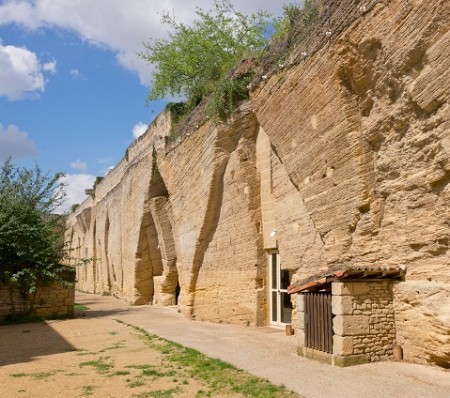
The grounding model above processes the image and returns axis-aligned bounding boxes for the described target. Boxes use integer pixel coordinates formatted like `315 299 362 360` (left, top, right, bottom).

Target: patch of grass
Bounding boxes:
195 390 213 398
76 348 94 356
116 320 302 398
127 378 146 388
125 364 154 370
74 303 89 311
135 388 180 398
10 370 62 380
101 340 126 351
108 370 131 377
10 373 27 378
34 371 62 380
141 368 176 378
81 385 96 396
79 357 114 373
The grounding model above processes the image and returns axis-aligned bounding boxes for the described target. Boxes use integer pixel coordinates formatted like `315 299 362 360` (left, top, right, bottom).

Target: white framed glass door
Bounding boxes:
269 252 292 326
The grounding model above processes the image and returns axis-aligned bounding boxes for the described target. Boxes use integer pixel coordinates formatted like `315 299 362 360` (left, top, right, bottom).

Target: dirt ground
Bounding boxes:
2 292 449 398
0 317 207 398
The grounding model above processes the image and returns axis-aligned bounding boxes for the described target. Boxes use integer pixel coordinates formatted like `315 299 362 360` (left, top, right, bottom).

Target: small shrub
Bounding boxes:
208 72 254 121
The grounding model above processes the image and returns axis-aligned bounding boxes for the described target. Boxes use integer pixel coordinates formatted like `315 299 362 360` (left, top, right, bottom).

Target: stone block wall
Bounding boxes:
0 281 75 320
297 281 396 366
332 281 395 365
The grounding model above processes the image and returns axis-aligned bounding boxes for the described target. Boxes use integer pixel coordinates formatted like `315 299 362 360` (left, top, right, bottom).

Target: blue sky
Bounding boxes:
0 0 288 212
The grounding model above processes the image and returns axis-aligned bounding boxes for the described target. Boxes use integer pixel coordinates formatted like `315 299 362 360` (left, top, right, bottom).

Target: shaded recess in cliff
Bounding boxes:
134 149 177 305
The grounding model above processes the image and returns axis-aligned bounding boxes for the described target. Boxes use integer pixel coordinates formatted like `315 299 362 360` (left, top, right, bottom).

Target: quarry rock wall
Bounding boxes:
252 0 450 367
66 0 449 367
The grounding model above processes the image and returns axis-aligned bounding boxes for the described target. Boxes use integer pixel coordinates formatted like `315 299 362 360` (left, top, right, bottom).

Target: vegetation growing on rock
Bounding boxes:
140 0 270 120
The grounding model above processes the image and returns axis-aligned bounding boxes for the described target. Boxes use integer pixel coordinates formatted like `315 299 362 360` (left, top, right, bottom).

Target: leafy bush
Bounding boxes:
0 159 71 294
272 0 320 42
140 0 270 120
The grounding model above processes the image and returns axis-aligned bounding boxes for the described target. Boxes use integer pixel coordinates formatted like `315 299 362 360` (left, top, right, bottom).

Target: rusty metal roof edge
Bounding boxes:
288 264 407 294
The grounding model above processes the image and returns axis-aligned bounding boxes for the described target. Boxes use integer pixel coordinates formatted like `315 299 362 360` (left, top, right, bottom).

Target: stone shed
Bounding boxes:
288 265 406 366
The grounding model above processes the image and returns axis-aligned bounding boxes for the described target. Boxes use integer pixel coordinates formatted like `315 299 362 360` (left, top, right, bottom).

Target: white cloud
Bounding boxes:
0 123 37 160
132 122 147 139
0 40 54 100
58 173 96 214
70 69 80 78
97 156 113 165
0 1 288 86
70 158 88 172
43 58 57 74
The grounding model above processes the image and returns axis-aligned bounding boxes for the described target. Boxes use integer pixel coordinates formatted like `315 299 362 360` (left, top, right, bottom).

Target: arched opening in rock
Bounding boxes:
134 152 179 306
134 209 162 304
151 171 179 306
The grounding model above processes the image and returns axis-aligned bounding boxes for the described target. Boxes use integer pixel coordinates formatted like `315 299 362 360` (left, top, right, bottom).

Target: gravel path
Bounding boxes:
76 292 450 398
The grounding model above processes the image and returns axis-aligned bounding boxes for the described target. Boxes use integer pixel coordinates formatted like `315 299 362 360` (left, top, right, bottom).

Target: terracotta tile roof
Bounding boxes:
287 264 407 294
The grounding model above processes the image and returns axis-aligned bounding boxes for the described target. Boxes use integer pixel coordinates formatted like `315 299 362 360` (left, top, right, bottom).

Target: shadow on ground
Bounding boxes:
74 292 134 319
0 322 75 367
75 307 131 319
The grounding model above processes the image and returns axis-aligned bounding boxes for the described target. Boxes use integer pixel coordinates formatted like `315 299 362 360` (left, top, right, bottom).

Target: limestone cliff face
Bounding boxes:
67 0 449 367
252 0 450 366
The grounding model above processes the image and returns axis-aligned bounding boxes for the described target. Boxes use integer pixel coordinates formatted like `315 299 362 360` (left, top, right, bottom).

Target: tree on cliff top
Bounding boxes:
140 0 270 119
0 159 71 294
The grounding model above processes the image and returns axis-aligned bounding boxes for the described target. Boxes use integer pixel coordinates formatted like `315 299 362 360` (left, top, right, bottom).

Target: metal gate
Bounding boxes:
304 292 333 354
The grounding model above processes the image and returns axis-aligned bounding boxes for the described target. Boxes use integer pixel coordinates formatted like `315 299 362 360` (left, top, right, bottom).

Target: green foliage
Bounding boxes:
166 102 192 124
273 0 320 42
272 3 302 42
79 357 114 373
70 203 80 213
152 146 161 181
209 72 254 121
267 0 321 68
140 0 270 119
10 370 62 380
0 159 72 294
94 176 103 188
74 303 89 311
81 385 96 396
